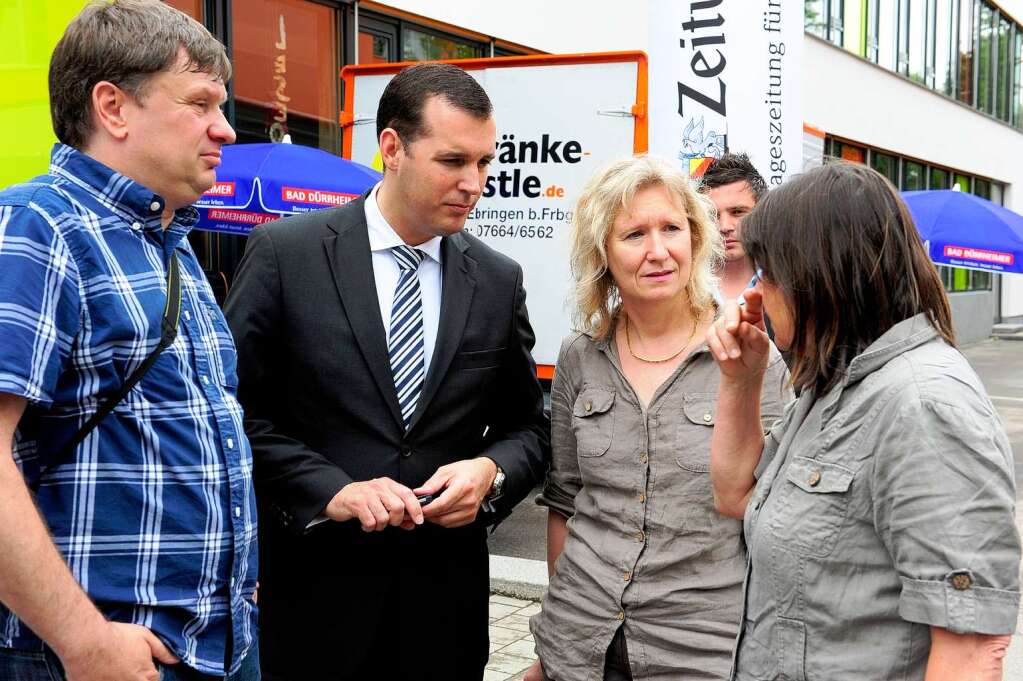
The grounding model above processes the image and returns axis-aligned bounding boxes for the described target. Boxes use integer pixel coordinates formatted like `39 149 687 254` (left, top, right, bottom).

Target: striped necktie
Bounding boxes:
389 245 427 429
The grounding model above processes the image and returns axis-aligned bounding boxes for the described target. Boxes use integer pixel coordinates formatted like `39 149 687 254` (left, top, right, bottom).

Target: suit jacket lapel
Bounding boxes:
323 201 405 429
408 233 477 432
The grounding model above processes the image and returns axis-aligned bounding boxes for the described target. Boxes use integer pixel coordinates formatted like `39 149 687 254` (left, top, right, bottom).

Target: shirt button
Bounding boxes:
183 310 191 322
235 506 242 518
584 401 592 412
638 493 646 503
635 531 645 542
703 412 712 423
131 222 142 231
201 375 210 385
808 470 822 487
616 611 625 621
951 573 972 590
623 571 632 582
639 452 648 464
231 577 236 588
226 437 234 450
150 201 161 212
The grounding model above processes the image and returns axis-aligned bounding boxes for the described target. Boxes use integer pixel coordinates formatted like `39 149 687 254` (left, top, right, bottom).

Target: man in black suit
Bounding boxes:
224 63 550 680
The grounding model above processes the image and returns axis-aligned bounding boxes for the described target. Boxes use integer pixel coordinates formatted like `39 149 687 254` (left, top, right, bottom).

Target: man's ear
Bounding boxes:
91 81 132 141
378 128 404 172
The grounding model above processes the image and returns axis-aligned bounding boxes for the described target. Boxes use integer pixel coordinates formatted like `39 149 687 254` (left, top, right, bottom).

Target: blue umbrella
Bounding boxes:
902 189 1023 275
195 143 381 235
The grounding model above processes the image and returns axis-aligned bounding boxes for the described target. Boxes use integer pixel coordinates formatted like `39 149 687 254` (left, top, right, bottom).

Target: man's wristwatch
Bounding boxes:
488 465 506 499
481 465 505 515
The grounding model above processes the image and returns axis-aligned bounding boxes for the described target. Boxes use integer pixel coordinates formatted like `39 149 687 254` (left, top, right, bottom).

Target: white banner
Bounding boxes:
648 0 803 185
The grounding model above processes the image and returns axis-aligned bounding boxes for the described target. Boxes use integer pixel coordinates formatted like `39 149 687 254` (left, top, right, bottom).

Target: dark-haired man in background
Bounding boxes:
0 1 257 680
700 152 768 302
225 63 550 680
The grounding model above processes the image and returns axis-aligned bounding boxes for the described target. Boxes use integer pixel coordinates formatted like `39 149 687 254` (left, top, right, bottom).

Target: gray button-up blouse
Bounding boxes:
735 314 1021 681
531 331 792 681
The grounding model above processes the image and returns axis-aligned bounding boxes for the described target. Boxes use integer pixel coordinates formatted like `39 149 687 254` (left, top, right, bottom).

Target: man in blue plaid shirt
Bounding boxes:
0 2 257 680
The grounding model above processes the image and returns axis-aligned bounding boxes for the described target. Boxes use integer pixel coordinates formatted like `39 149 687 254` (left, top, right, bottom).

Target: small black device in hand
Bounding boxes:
415 493 439 506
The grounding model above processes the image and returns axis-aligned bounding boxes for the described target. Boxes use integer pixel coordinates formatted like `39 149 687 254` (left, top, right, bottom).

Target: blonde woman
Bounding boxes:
525 156 791 681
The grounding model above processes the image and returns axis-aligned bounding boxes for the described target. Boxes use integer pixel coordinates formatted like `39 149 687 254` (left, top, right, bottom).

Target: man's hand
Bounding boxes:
415 458 498 528
60 621 177 681
325 478 424 532
523 659 543 681
706 289 771 382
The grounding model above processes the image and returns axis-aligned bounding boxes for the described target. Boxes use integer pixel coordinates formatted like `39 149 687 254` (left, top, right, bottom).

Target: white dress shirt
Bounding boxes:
365 183 443 375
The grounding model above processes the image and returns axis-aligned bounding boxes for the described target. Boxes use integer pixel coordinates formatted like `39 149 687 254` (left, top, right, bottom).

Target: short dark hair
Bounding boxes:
50 0 231 150
742 161 955 395
700 153 768 201
375 63 493 145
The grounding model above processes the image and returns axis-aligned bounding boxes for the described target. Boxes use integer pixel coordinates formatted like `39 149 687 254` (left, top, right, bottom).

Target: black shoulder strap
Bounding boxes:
43 253 182 480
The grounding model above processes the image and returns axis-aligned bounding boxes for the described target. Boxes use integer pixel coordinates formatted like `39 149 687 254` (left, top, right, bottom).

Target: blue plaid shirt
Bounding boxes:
0 145 257 675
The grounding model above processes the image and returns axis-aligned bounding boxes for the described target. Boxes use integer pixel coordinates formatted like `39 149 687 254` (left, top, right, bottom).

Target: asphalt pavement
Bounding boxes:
487 337 1023 677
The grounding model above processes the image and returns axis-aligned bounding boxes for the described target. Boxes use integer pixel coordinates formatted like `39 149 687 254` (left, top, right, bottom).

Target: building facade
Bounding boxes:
158 1 1023 338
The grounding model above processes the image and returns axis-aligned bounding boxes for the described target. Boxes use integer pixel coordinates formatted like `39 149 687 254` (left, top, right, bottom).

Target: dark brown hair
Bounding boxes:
50 0 231 150
742 161 955 395
699 152 768 201
376 63 493 145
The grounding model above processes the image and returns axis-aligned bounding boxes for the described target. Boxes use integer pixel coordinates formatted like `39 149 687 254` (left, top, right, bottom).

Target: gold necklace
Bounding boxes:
624 315 699 364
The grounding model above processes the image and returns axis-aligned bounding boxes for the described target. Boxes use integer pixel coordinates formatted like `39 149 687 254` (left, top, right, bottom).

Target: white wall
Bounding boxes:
369 0 648 54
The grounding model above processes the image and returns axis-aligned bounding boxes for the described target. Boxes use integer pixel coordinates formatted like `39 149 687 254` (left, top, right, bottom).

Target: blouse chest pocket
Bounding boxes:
572 387 615 458
770 456 855 558
676 395 716 472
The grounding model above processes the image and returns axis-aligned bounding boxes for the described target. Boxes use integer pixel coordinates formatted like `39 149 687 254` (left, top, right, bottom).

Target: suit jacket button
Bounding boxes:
400 446 413 458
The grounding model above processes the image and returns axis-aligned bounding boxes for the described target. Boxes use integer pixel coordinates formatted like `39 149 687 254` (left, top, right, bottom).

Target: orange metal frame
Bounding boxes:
339 51 649 381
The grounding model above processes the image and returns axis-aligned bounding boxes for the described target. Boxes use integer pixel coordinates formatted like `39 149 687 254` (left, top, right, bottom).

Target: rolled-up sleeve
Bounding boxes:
536 336 583 519
872 395 1020 635
0 204 81 406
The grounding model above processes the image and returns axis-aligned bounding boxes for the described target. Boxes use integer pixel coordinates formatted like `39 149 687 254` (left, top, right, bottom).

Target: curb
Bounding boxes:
490 555 548 601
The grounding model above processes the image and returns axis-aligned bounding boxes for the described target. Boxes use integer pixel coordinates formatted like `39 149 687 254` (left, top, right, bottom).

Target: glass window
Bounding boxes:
359 31 392 64
906 0 927 83
876 0 898 70
871 151 899 184
977 4 994 113
973 177 992 199
163 0 203 20
990 182 1003 205
231 0 341 153
957 0 974 104
902 160 925 189
402 27 481 62
928 166 949 189
934 0 955 95
1010 29 1018 125
953 173 971 192
996 18 1012 121
806 0 827 38
829 0 845 45
840 142 866 163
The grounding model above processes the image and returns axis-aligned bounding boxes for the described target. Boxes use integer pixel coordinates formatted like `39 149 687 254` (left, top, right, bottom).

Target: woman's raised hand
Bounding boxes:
706 288 772 382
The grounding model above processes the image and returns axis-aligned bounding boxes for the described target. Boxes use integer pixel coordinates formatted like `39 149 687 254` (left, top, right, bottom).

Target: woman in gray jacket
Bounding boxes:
526 156 791 681
707 161 1020 680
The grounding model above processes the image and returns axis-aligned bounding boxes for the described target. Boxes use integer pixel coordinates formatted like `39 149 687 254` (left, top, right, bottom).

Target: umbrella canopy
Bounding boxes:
195 143 381 235
901 189 1023 275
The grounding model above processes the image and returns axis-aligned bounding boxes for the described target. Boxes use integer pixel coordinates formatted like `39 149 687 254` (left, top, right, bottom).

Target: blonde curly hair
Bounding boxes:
570 155 722 339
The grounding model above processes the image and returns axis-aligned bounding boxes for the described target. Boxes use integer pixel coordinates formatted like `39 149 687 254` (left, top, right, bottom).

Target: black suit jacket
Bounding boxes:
224 195 550 678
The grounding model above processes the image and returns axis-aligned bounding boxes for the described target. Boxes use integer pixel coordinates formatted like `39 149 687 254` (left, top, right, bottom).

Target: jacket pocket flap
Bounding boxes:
786 456 853 494
683 397 716 426
573 387 615 417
